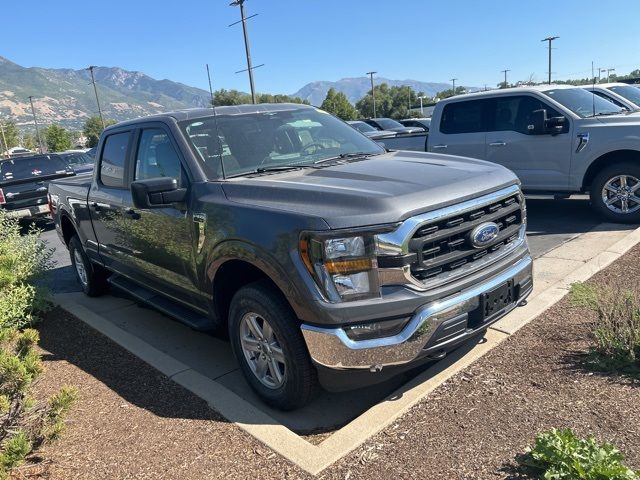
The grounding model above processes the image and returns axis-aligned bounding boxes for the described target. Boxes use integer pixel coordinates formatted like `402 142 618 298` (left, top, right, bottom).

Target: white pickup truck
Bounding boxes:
428 85 640 223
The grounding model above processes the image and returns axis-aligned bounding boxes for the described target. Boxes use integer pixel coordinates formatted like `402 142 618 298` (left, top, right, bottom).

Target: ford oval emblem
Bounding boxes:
469 222 499 248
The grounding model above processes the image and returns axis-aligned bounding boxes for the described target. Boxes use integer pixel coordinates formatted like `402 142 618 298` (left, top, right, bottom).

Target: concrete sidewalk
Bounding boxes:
54 223 640 475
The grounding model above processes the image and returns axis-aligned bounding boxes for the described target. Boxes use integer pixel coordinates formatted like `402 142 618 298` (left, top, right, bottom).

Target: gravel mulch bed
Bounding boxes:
24 244 640 479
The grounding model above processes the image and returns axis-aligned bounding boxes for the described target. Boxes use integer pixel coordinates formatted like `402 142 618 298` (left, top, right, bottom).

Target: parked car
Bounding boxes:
0 154 75 220
400 118 431 132
57 151 95 175
363 118 425 134
85 146 97 159
346 120 397 139
581 84 640 112
427 85 640 222
50 103 533 410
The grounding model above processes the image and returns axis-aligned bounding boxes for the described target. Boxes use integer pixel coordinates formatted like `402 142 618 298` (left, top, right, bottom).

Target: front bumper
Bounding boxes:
301 255 532 371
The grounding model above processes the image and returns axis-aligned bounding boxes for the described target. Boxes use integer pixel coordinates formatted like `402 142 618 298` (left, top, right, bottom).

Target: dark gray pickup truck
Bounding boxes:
49 103 533 410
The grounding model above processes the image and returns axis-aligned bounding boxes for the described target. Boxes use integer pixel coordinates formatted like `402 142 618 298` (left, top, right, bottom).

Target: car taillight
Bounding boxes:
0 188 5 205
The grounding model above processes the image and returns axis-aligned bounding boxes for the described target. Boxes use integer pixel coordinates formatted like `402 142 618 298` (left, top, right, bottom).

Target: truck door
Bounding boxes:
89 130 136 276
485 95 572 191
430 99 488 159
122 126 202 308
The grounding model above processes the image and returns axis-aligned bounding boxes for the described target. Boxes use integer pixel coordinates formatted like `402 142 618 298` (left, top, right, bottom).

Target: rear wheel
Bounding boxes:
228 280 318 410
590 163 640 224
69 235 110 296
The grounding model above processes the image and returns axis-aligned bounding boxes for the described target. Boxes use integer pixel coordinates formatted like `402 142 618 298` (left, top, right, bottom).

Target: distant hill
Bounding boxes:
0 56 211 130
291 77 455 105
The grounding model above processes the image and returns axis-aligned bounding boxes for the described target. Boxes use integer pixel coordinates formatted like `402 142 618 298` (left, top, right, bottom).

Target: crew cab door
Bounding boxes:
123 125 202 308
430 99 488 159
485 95 572 191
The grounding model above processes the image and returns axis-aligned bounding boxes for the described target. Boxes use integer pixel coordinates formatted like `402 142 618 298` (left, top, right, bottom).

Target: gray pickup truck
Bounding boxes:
49 103 532 410
428 85 640 223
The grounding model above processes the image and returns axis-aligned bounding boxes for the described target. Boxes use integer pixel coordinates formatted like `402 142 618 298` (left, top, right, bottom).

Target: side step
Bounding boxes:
108 275 213 332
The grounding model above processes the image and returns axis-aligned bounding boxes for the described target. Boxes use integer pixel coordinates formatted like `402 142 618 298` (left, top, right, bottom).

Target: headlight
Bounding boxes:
300 233 380 302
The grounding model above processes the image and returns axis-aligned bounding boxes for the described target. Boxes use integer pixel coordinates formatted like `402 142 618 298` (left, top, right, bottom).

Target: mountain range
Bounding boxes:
0 56 454 130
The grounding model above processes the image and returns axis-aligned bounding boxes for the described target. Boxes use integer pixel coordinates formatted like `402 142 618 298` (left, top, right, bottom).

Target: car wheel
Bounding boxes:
228 280 318 410
69 235 110 297
590 163 640 224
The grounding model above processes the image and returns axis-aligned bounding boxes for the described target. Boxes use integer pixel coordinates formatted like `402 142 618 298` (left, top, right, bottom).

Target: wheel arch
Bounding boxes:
583 149 640 191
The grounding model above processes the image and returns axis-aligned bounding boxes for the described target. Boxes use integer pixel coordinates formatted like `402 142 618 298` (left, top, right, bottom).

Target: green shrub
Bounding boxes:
518 428 639 480
0 212 76 477
569 281 640 376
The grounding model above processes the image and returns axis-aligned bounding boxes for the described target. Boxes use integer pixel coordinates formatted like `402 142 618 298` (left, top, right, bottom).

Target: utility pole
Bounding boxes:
229 0 261 104
418 95 426 115
501 69 510 88
541 36 559 85
0 121 8 158
450 78 457 95
27 96 44 154
87 66 105 129
606 68 616 83
366 71 377 117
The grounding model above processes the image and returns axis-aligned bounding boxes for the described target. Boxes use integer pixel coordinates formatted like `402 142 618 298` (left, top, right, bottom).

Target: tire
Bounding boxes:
590 162 640 224
69 235 110 297
228 280 318 410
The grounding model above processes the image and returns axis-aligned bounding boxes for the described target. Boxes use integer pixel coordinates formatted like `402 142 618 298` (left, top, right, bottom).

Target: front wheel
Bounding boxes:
590 163 640 224
228 280 318 410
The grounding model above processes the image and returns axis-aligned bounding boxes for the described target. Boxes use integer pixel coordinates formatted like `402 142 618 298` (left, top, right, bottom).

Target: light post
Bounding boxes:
501 69 510 88
27 96 44 154
541 36 559 85
450 78 458 95
606 68 616 83
366 71 377 117
418 95 426 115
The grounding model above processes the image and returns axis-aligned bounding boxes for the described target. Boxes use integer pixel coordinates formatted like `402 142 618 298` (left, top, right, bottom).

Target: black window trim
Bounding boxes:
97 129 134 190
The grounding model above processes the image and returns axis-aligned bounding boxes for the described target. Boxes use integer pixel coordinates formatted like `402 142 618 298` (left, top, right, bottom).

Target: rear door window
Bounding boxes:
100 132 130 188
440 100 488 134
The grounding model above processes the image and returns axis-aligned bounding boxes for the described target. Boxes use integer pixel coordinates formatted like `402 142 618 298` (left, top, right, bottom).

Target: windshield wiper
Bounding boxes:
314 152 378 164
255 165 305 174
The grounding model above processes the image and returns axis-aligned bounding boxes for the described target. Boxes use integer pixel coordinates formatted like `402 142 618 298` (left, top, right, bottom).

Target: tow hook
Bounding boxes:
518 299 528 307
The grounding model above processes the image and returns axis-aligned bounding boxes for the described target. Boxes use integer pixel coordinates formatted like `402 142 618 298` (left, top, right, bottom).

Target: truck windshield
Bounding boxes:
349 121 377 133
179 107 384 179
608 85 640 107
0 155 70 182
375 118 404 129
542 88 624 118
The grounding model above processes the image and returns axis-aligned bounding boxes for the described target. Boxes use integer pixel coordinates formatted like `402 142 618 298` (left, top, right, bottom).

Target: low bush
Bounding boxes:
518 428 639 480
569 281 640 376
0 211 76 477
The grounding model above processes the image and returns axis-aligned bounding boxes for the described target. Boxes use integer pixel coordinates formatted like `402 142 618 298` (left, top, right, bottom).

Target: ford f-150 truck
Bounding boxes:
49 104 533 410
428 85 640 223
0 154 75 220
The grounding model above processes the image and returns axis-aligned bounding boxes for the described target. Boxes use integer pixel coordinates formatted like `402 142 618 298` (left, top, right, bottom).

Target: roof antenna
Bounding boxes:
206 63 226 180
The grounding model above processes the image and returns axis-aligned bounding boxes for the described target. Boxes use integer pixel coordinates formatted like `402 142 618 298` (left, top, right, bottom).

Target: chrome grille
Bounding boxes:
409 193 523 281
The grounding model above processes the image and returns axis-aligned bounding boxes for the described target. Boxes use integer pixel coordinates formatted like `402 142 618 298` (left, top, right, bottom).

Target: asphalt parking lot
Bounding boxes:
41 194 617 296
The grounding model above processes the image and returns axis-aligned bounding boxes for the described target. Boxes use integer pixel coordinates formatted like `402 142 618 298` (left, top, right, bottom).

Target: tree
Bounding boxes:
213 89 309 107
21 133 37 151
83 116 115 148
320 88 358 120
436 86 467 100
355 83 430 119
0 121 19 152
44 125 71 152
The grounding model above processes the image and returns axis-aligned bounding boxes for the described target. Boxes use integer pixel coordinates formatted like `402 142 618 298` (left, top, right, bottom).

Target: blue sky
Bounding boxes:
3 0 640 94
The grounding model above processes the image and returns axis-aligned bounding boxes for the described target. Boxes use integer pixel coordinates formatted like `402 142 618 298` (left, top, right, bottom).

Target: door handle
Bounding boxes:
489 141 507 147
90 202 101 212
124 208 141 220
432 144 448 150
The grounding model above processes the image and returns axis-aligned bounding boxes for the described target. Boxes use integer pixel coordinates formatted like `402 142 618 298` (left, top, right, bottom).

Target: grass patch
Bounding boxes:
518 428 639 480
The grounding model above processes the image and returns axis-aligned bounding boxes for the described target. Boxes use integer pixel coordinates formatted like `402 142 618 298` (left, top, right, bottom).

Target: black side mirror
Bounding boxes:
130 177 187 209
546 116 566 134
528 109 548 135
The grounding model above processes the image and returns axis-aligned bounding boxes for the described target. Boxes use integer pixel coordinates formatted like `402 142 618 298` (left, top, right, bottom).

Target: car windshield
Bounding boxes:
376 118 404 129
0 155 70 182
58 152 93 166
179 107 384 179
349 121 377 133
608 85 640 106
542 88 624 118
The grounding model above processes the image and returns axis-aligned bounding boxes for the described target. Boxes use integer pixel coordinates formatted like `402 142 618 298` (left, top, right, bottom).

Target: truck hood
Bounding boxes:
221 151 518 229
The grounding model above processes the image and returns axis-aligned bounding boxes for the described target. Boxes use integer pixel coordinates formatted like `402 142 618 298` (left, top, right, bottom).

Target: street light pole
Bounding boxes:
418 95 426 115
501 69 510 88
606 68 616 83
366 71 377 117
541 36 559 85
27 96 44 154
88 66 105 130
450 78 457 95
230 0 257 104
